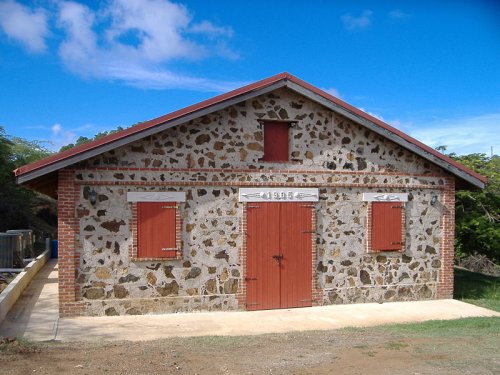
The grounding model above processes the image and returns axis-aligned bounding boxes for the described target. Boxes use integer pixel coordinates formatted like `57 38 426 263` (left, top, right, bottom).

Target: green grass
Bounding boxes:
377 316 500 373
454 267 499 311
346 316 500 338
382 316 500 337
0 337 41 354
384 341 409 350
460 298 500 311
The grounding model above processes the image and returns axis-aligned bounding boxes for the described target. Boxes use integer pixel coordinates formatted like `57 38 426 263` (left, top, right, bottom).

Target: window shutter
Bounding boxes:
262 121 289 161
371 202 404 251
138 202 177 258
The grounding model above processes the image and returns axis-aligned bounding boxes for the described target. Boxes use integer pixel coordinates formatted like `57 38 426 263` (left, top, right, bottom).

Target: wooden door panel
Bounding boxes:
246 202 313 311
138 202 177 258
246 203 281 310
280 203 313 308
371 202 403 251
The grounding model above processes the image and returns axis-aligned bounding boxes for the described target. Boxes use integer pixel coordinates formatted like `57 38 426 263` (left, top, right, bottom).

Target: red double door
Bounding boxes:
246 202 313 310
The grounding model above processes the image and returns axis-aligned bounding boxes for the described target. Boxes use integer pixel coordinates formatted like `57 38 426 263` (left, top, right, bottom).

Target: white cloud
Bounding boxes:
50 123 77 151
55 0 239 91
25 122 113 151
103 63 247 91
189 20 234 38
359 107 385 121
0 0 48 53
321 87 341 99
0 1 241 91
103 0 201 62
388 9 408 19
341 10 373 31
58 1 99 78
395 113 500 156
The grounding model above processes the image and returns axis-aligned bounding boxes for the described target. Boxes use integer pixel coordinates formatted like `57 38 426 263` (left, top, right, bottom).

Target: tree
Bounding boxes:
449 152 500 263
0 127 54 232
59 136 91 152
9 137 53 165
59 127 124 152
0 127 13 186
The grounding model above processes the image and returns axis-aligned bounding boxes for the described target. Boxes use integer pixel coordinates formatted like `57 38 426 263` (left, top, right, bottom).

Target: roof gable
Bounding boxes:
15 72 486 191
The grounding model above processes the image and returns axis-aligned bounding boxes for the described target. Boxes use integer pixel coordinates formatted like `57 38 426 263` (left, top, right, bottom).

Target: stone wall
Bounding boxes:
317 187 442 304
83 88 442 175
68 88 451 315
77 186 241 315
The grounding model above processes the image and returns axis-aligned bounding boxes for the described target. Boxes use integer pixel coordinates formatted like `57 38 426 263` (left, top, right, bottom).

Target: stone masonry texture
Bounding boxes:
60 88 454 316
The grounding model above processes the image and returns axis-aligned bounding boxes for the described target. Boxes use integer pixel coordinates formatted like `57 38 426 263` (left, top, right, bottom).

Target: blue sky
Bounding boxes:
0 0 499 155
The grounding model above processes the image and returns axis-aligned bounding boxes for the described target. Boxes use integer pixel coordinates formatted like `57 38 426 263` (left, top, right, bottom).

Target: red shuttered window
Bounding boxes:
137 202 179 259
368 202 405 252
262 121 289 162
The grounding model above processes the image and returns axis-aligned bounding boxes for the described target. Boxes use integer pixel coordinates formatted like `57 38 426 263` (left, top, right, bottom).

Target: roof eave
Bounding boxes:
15 72 486 190
16 79 288 185
284 80 486 189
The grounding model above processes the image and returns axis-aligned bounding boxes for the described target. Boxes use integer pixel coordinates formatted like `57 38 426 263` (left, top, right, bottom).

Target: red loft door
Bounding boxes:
246 202 313 310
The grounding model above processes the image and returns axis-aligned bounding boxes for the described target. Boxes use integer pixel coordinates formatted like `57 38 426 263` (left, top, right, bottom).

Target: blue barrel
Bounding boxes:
51 240 58 259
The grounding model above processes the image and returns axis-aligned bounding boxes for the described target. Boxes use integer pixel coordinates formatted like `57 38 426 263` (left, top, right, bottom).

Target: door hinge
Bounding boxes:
300 204 315 208
391 241 404 245
391 205 405 209
247 205 261 209
161 206 176 209
299 299 313 302
302 230 316 234
246 302 261 306
244 277 257 281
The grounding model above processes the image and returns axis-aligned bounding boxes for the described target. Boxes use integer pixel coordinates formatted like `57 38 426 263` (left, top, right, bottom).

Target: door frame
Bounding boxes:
237 195 322 310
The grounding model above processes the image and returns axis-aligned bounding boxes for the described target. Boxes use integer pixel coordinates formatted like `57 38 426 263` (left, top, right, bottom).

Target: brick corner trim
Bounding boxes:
58 169 85 317
437 177 455 299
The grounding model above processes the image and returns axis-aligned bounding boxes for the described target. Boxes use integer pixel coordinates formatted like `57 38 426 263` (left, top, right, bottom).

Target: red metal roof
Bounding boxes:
14 72 487 185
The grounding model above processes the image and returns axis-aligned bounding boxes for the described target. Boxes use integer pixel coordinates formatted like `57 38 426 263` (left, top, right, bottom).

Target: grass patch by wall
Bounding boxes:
342 317 500 342
454 267 500 312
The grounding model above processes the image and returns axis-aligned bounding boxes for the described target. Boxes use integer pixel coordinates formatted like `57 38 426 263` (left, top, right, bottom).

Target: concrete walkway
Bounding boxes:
0 259 59 340
0 260 498 342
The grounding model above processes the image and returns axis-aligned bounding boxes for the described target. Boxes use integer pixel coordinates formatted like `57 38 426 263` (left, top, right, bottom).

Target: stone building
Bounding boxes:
15 73 486 317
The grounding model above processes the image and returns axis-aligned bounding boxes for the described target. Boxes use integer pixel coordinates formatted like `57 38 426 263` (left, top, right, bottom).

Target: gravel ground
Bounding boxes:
1 325 499 375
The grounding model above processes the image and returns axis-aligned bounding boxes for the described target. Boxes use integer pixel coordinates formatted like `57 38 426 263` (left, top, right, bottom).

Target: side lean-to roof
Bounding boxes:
14 72 486 197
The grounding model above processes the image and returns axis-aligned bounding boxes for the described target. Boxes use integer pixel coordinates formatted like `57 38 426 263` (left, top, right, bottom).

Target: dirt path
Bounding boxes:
2 325 499 375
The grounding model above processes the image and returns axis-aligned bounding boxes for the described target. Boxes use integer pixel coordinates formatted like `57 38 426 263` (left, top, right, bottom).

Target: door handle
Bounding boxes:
272 254 283 262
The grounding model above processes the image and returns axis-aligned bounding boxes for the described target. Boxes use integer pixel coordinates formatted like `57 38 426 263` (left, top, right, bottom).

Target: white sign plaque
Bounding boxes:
127 192 186 202
362 193 408 202
239 188 319 202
